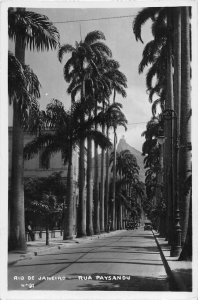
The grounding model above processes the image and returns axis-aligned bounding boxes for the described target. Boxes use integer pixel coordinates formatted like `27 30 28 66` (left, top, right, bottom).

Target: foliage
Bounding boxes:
24 99 112 165
24 172 66 229
8 8 60 51
110 149 144 219
133 7 173 114
8 51 41 130
97 102 128 132
147 199 167 228
110 150 139 179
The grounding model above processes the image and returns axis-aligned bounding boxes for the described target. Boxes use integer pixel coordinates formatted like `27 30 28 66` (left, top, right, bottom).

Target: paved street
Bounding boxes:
8 228 170 291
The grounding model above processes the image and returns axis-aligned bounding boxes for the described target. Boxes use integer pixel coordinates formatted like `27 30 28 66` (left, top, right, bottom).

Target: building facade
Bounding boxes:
8 127 81 235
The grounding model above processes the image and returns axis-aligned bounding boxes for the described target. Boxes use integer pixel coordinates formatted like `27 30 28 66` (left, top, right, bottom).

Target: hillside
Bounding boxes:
92 136 145 183
117 136 145 182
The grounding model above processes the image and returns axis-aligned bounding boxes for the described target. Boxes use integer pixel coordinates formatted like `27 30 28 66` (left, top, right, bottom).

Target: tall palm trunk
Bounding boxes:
166 9 174 244
119 202 123 230
9 17 26 251
77 134 86 237
179 191 192 260
93 103 100 234
45 216 49 246
171 7 182 256
100 103 105 232
105 126 110 231
63 141 74 239
76 81 86 237
111 127 116 231
157 143 164 236
179 7 191 245
111 90 117 231
86 132 94 236
118 170 122 230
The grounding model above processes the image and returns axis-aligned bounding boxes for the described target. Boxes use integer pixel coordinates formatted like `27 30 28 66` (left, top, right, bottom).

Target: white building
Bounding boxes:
8 127 81 235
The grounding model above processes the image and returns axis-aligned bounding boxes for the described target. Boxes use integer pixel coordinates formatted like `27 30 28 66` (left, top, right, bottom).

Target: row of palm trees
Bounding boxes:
133 7 192 260
110 150 144 229
8 8 143 251
8 7 60 251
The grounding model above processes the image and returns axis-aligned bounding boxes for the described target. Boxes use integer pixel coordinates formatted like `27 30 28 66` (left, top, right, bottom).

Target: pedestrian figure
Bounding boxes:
27 224 35 241
108 219 111 232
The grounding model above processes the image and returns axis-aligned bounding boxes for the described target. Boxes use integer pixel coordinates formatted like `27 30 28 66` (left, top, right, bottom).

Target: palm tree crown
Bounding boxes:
8 8 60 51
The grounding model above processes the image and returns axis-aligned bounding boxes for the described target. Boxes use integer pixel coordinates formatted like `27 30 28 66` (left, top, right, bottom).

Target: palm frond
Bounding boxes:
148 81 163 103
24 133 56 160
40 140 69 166
23 65 41 99
138 39 164 73
8 51 42 129
151 98 163 116
84 30 106 45
113 84 127 98
45 99 68 128
9 9 60 51
71 83 81 103
151 8 168 38
112 69 127 88
63 57 76 82
8 51 27 103
91 42 112 58
104 59 120 70
86 130 112 149
58 44 75 62
67 77 81 94
79 42 94 60
133 7 161 43
146 63 158 90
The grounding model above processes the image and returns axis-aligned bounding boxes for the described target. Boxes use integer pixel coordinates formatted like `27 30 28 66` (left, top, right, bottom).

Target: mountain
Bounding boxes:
92 136 145 183
117 136 145 182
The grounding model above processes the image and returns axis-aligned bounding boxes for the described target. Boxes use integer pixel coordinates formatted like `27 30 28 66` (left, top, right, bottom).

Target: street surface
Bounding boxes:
8 228 170 291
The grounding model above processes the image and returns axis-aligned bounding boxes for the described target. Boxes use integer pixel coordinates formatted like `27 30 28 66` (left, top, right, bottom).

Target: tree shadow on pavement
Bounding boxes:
169 268 192 291
12 260 164 268
112 246 159 252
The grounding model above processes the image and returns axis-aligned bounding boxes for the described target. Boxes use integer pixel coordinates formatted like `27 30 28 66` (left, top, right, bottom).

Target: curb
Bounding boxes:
8 230 126 265
152 230 188 291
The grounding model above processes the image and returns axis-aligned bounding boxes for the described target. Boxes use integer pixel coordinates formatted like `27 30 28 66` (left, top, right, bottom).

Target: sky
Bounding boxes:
9 7 154 152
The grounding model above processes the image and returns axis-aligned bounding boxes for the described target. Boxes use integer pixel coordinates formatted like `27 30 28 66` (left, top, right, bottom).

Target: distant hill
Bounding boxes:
117 137 145 183
92 137 145 183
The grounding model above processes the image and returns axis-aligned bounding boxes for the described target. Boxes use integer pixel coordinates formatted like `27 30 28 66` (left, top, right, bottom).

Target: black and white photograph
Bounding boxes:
0 0 197 299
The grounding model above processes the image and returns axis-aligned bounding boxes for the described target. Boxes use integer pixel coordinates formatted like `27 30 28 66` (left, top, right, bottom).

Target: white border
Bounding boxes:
1 1 198 300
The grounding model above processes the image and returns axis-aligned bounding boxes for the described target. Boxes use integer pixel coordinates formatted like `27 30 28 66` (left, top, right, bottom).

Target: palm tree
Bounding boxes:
8 52 41 251
89 75 111 235
64 67 111 236
24 99 112 240
8 8 59 251
100 102 127 230
91 69 112 235
98 102 127 230
103 64 127 231
92 59 119 233
169 7 182 256
141 116 164 231
58 30 112 237
110 149 142 228
133 7 185 245
179 7 191 247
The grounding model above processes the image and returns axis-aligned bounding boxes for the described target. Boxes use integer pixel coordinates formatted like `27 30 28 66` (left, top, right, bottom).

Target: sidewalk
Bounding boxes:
8 230 123 266
152 230 192 291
